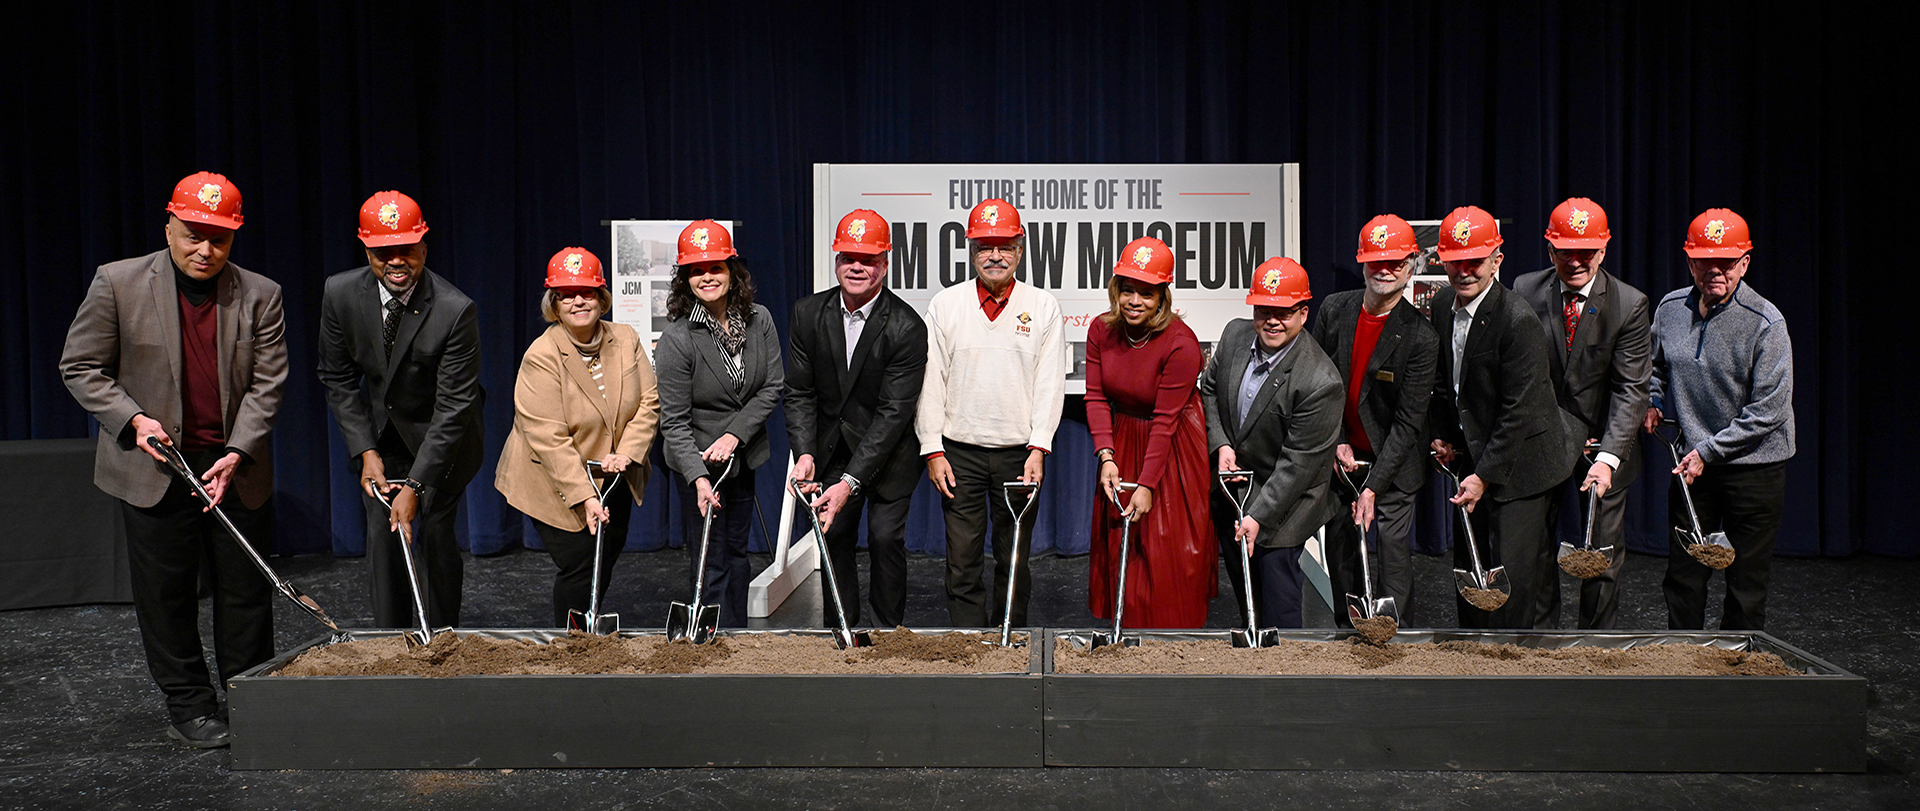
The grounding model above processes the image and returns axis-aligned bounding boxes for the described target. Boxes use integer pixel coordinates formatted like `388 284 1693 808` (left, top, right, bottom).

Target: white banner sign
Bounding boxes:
608 219 740 360
814 164 1298 392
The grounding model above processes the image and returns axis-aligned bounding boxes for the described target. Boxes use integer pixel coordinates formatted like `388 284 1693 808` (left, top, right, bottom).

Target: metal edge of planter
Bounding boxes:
1041 628 1866 772
229 628 1042 770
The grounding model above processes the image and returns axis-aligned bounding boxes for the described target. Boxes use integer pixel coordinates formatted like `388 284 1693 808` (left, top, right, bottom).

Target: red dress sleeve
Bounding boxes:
1085 319 1115 452
1137 325 1201 491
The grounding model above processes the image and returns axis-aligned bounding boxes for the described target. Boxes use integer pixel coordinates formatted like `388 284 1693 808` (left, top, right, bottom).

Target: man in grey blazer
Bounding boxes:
318 191 483 629
1201 258 1345 629
787 210 928 628
1311 215 1439 624
60 172 286 748
1512 199 1651 629
1428 206 1577 630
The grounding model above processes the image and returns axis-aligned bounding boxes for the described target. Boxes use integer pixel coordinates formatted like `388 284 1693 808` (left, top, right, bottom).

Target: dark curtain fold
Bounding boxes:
2 1 1894 562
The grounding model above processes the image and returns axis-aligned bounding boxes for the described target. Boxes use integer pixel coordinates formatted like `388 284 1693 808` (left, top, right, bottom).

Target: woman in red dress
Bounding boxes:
1087 237 1215 628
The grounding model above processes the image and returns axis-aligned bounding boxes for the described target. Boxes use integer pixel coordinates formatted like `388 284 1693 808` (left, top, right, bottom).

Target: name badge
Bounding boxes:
1374 370 1395 383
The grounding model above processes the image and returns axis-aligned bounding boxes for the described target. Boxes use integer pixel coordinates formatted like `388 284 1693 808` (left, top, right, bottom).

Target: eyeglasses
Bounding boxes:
553 288 599 302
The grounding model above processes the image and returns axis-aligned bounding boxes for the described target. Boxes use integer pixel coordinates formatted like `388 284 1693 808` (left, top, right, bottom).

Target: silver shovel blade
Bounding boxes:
401 626 453 649
1485 566 1509 594
1705 531 1733 550
689 605 720 644
568 609 620 636
666 602 719 643
830 628 874 650
665 602 694 641
1452 567 1485 591
1346 593 1372 623
1372 596 1399 622
1556 541 1579 561
1229 628 1282 648
283 586 341 631
1088 632 1140 650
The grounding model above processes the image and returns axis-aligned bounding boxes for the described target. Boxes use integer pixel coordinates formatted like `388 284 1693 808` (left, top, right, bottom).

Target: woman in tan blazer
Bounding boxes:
496 248 660 626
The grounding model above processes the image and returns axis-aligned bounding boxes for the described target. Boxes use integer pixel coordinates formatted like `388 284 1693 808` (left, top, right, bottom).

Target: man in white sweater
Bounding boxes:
917 198 1068 628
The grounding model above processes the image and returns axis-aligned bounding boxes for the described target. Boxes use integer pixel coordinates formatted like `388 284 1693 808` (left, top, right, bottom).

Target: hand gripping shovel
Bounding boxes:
1216 470 1279 649
147 437 340 632
667 457 732 644
1431 451 1510 612
995 481 1041 648
567 460 623 635
1335 461 1399 625
1659 421 1735 570
1090 482 1143 650
789 477 872 650
371 479 449 647
1557 439 1615 579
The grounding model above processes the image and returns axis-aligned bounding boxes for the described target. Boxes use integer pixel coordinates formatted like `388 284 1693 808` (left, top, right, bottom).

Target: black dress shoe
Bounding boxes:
166 714 231 749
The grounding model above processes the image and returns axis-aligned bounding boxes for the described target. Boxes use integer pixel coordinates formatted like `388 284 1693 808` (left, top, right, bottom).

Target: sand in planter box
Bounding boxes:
1688 543 1736 569
1053 637 1800 676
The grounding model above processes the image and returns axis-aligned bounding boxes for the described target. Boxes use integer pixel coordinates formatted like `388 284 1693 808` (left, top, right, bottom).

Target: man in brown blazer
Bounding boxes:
59 171 287 749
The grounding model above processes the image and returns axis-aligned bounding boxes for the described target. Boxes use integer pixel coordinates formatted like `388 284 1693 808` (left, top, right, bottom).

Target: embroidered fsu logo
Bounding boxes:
1260 267 1282 292
689 228 710 250
1448 218 1473 246
564 253 584 274
1131 246 1155 267
1367 224 1390 248
980 205 999 226
196 183 222 211
846 218 867 241
1017 311 1031 324
1566 208 1590 235
1703 219 1728 244
377 202 401 230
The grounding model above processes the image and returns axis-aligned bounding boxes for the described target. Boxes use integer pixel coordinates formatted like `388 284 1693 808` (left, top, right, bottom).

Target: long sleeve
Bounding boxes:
915 300 950 455
723 307 784 450
1026 296 1067 451
1084 320 1113 451
1136 330 1201 491
783 302 820 460
59 267 144 439
843 311 927 487
316 278 378 458
407 299 481 498
1600 293 1653 461
1369 318 1435 494
225 282 288 463
1699 319 1794 463
1200 321 1237 453
614 330 661 464
1248 372 1344 531
654 323 707 478
512 341 596 509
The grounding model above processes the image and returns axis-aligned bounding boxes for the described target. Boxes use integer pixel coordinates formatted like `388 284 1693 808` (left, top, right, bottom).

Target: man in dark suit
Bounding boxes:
1512 198 1651 629
60 172 286 748
1200 258 1345 629
787 210 929 628
318 190 483 628
1311 214 1439 624
1428 206 1576 630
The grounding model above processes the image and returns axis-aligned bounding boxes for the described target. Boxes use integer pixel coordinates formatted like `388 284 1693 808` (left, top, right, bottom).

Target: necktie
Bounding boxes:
1563 292 1583 351
383 298 404 358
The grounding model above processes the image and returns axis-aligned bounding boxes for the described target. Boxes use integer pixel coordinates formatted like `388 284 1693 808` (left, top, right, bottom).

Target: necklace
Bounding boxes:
1124 327 1151 348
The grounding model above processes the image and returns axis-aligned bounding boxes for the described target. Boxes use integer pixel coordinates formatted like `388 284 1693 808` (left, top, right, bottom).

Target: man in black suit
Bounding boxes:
1200 258 1345 629
1512 198 1651 629
1311 214 1439 624
318 190 484 628
787 210 929 628
1428 206 1576 630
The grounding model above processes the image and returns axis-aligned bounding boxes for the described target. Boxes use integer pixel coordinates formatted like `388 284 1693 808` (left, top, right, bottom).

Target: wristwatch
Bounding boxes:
839 473 862 498
402 478 426 498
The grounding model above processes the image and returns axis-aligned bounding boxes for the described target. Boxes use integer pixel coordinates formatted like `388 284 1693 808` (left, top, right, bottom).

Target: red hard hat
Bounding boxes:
1544 198 1610 249
832 209 891 255
1112 237 1174 286
1247 257 1312 307
1355 214 1418 262
966 199 1024 240
1436 206 1503 262
1683 209 1752 258
544 247 605 288
357 191 429 247
677 220 737 265
165 171 244 230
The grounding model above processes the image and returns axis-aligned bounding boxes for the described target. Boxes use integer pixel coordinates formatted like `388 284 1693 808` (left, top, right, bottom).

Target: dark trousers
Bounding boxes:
1214 520 1307 630
356 439 465 629
820 481 913 629
1544 469 1633 629
940 440 1037 628
1324 484 1418 627
120 448 274 724
1453 489 1557 630
1664 461 1785 631
532 493 633 628
676 468 755 628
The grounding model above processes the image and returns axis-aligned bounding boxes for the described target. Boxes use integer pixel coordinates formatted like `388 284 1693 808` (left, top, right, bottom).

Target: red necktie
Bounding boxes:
1563 292 1582 351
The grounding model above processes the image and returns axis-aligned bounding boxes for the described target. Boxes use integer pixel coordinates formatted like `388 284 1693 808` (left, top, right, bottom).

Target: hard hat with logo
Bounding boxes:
1247 257 1312 307
1683 208 1752 258
966 198 1024 240
1435 206 1503 262
677 220 738 265
165 171 245 230
1544 197 1610 249
1355 214 1418 262
1112 237 1174 286
357 191 429 247
832 209 892 255
544 247 605 288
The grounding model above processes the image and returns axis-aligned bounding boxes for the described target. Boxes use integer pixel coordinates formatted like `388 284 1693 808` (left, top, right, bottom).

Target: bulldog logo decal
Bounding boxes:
196 183 223 211
377 202 401 230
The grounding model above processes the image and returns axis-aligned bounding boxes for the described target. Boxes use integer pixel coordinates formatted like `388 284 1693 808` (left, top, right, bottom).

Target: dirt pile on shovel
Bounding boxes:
1352 615 1398 645
1559 548 1611 579
1688 543 1736 569
1462 587 1509 611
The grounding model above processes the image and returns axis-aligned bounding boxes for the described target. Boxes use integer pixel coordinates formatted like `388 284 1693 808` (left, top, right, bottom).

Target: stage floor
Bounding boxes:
2 545 1915 809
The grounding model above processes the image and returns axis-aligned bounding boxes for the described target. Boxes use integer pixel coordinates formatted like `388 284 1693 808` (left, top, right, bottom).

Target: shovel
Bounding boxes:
1335 460 1399 624
994 480 1041 648
1658 421 1736 569
1431 451 1510 611
1090 482 1143 650
1557 439 1615 578
1215 469 1279 649
667 457 733 644
566 460 623 636
146 437 340 632
789 477 872 650
370 479 449 647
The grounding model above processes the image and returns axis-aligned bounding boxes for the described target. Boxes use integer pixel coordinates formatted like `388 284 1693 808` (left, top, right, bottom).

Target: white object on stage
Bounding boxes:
748 455 818 618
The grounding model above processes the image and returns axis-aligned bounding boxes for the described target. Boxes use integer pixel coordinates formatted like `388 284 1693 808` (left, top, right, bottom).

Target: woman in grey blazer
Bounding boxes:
654 220 783 627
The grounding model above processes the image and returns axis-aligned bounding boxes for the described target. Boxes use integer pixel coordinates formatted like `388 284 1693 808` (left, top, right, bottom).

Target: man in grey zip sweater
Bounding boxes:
1643 208 1795 630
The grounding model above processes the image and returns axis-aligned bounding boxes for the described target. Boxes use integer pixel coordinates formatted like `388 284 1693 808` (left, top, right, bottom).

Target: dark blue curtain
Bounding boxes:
2 1 1894 560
